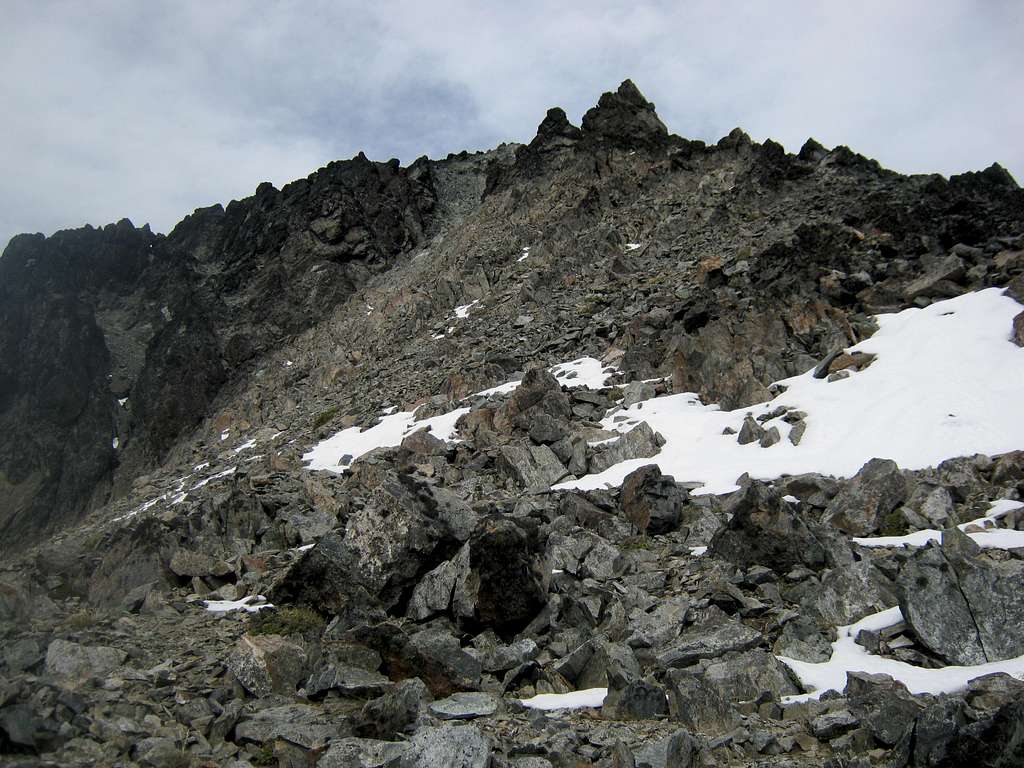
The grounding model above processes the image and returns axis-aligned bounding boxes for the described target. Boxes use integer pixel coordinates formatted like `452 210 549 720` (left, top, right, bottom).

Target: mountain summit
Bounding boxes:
1 82 1024 766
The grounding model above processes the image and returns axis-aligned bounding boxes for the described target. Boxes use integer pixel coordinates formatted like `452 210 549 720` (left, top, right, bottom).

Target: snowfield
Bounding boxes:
557 288 1024 494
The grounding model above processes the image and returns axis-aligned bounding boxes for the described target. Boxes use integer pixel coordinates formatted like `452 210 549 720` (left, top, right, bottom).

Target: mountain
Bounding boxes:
2 80 1024 766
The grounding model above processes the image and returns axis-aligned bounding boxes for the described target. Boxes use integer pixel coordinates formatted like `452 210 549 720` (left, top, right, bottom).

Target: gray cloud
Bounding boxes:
2 0 1022 251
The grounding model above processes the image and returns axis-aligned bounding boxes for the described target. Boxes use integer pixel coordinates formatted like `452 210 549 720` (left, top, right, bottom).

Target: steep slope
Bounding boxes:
2 81 1024 768
0 148 506 544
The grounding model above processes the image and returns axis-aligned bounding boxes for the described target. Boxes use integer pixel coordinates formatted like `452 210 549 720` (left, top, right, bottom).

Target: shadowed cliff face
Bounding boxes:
0 154 446 544
1 80 1022 549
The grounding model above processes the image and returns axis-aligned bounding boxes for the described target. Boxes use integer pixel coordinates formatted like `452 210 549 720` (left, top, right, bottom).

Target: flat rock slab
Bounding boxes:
428 692 499 720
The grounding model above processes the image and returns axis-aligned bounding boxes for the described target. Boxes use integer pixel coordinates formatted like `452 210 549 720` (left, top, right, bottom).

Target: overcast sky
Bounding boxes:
2 1 1022 251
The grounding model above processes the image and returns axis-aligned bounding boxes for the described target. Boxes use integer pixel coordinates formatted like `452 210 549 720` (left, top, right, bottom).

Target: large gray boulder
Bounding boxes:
898 527 1024 665
666 669 740 736
399 723 492 768
620 464 686 535
588 422 664 475
497 444 568 488
45 639 127 680
822 458 907 536
708 481 851 573
227 634 309 697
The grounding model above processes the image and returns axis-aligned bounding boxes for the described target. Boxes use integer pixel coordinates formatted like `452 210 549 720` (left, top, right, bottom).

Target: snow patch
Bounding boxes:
303 407 470 474
779 606 1024 702
519 687 607 710
475 357 618 397
853 499 1024 549
453 300 479 319
203 595 273 614
557 289 1024 494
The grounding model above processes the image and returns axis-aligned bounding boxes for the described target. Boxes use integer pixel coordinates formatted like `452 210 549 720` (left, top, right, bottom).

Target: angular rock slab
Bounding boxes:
428 692 498 720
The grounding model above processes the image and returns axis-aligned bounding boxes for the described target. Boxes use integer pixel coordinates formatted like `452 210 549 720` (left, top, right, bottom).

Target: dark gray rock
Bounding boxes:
603 678 669 720
656 615 761 669
234 703 340 749
354 678 430 740
801 560 897 626
845 672 922 748
666 669 740 736
227 633 309 697
708 480 852 573
737 415 765 445
898 527 1024 664
497 444 567 488
620 465 686 535
406 628 482 695
305 663 391 699
267 533 381 624
822 458 907 536
461 516 549 633
811 710 858 740
701 649 799 702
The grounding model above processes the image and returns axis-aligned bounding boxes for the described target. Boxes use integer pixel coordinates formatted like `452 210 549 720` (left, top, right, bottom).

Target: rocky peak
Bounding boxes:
580 78 669 149
528 107 582 151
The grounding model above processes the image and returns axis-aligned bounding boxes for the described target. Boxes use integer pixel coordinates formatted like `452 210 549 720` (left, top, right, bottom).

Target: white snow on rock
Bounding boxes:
624 242 642 251
112 436 119 449
853 499 1024 549
453 300 480 319
303 407 470 474
475 357 618 397
558 289 1024 494
519 687 607 710
778 606 1024 702
220 429 230 442
233 439 257 454
203 595 273 614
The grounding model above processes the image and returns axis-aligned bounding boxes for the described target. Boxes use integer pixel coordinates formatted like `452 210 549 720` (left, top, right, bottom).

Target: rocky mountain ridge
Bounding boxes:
2 80 1024 767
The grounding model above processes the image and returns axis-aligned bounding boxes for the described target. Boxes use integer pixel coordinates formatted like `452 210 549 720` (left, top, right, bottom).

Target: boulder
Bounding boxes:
800 560 897 626
318 738 411 768
493 366 572 435
700 649 798 702
656 614 762 669
234 703 340 749
845 672 923 747
405 628 482 696
589 422 664 474
266 534 381 625
354 678 430 740
603 678 669 720
708 481 852 573
45 639 127 680
168 549 232 578
666 669 740 736
343 475 473 608
497 444 568 488
399 723 492 768
305 663 391 699
227 634 308 697
620 465 686 535
462 516 549 633
898 528 1024 664
822 458 907 536
428 692 498 720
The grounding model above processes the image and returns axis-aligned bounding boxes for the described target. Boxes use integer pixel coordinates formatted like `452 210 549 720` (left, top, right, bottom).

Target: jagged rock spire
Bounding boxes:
581 79 669 148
